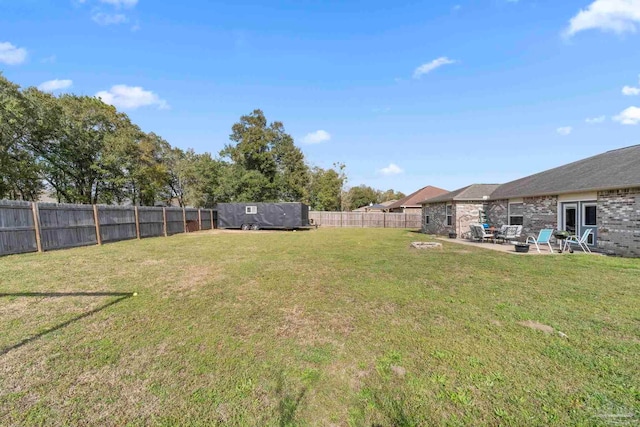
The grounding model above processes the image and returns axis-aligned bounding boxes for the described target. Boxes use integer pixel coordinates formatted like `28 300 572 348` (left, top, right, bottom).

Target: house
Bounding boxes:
421 145 640 257
353 200 396 212
386 185 449 214
420 184 500 237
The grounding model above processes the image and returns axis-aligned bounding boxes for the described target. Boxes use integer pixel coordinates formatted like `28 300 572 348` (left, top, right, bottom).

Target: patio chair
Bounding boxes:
563 229 592 254
514 225 523 238
472 224 495 243
468 224 480 241
525 229 555 253
497 225 519 243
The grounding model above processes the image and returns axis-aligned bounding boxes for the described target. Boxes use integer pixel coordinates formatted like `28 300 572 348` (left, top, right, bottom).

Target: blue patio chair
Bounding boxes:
564 229 593 254
526 229 555 253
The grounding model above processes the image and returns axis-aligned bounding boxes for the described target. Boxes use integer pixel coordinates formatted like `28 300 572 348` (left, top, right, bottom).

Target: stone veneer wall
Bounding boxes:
485 200 508 226
597 187 640 258
422 202 449 235
454 202 485 238
522 196 558 236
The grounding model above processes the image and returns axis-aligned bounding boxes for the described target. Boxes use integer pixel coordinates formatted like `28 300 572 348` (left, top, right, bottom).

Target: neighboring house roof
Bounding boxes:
491 144 640 199
386 186 449 210
353 203 387 211
379 200 398 207
421 184 501 204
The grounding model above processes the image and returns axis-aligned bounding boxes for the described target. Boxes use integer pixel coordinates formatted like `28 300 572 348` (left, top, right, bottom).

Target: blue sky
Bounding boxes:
1 0 639 194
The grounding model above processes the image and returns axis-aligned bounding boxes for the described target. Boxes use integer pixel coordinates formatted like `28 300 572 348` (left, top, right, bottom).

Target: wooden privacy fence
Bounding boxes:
309 211 422 229
0 200 215 257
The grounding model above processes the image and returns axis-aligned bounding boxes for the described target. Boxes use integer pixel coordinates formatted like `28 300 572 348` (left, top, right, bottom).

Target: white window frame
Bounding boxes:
445 204 452 226
245 206 257 215
582 203 597 227
508 202 524 226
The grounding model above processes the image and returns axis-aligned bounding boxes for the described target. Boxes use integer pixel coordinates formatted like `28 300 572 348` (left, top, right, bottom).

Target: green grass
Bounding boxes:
1 228 638 426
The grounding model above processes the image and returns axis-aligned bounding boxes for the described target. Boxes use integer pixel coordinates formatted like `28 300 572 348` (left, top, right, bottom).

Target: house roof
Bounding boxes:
421 184 501 204
386 186 449 209
491 144 640 199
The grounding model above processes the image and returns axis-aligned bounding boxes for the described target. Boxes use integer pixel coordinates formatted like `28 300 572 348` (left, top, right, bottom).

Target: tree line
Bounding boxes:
1 73 404 210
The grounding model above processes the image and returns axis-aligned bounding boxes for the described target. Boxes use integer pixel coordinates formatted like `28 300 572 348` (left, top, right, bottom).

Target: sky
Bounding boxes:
1 0 639 194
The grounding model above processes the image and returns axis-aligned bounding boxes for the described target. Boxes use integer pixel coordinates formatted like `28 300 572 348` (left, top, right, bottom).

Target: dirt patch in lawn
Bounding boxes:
518 320 554 334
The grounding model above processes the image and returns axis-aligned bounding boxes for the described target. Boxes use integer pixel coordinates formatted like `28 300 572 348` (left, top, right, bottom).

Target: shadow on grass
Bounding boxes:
0 291 134 356
275 374 307 427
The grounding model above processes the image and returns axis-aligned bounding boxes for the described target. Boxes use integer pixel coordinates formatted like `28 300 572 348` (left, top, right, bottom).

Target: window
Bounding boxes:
245 206 257 214
583 204 597 226
446 205 453 226
508 203 524 226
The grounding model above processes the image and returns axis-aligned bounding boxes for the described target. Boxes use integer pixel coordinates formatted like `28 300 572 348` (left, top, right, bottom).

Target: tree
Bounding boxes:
347 185 379 211
377 189 406 203
0 75 44 200
308 166 344 211
221 109 309 202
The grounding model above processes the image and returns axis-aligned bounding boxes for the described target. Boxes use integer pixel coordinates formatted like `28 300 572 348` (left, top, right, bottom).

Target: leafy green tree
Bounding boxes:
221 109 309 202
0 75 44 200
347 185 379 210
307 166 345 211
377 189 406 203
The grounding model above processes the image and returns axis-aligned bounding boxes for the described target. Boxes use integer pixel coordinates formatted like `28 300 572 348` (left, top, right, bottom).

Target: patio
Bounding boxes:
436 237 560 255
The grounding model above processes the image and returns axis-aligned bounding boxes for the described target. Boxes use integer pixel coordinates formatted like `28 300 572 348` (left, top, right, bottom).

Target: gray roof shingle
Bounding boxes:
491 145 640 199
421 184 501 204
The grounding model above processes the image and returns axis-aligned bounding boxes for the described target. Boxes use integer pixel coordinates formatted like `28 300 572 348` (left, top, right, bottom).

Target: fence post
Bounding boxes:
362 212 364 228
162 207 168 237
93 205 102 245
134 206 141 239
31 202 43 253
404 213 407 229
198 209 202 231
340 212 343 228
182 207 187 233
383 212 386 229
210 209 214 229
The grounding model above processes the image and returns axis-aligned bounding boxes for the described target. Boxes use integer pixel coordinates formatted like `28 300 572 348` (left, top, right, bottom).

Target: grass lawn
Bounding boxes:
1 228 639 426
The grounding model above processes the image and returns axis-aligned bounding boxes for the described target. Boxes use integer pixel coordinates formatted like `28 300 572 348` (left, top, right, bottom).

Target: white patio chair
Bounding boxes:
499 225 519 244
472 224 495 243
564 229 593 254
526 229 554 253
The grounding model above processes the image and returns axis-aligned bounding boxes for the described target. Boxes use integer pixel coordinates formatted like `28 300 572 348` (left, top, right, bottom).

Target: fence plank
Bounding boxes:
39 203 97 250
32 202 43 253
309 211 421 229
0 200 37 256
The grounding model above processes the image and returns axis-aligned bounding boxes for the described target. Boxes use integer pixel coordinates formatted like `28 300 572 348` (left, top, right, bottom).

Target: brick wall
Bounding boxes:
455 202 485 238
597 187 640 258
422 202 449 235
486 200 508 226
523 196 558 236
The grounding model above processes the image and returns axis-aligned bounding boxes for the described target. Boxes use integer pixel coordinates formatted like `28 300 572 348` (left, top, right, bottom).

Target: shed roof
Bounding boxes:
491 144 640 199
386 185 449 209
421 184 501 204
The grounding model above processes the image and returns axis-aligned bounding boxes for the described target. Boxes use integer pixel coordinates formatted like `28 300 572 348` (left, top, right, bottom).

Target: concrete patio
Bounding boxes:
435 237 561 255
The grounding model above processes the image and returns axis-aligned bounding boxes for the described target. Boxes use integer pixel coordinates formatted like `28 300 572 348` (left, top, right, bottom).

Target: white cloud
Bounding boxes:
413 57 456 79
301 130 331 144
623 85 640 95
378 163 404 176
92 12 128 25
99 0 138 8
96 85 169 110
557 126 573 135
565 0 640 37
613 106 640 124
38 79 73 92
0 42 27 65
622 75 640 95
585 115 606 124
